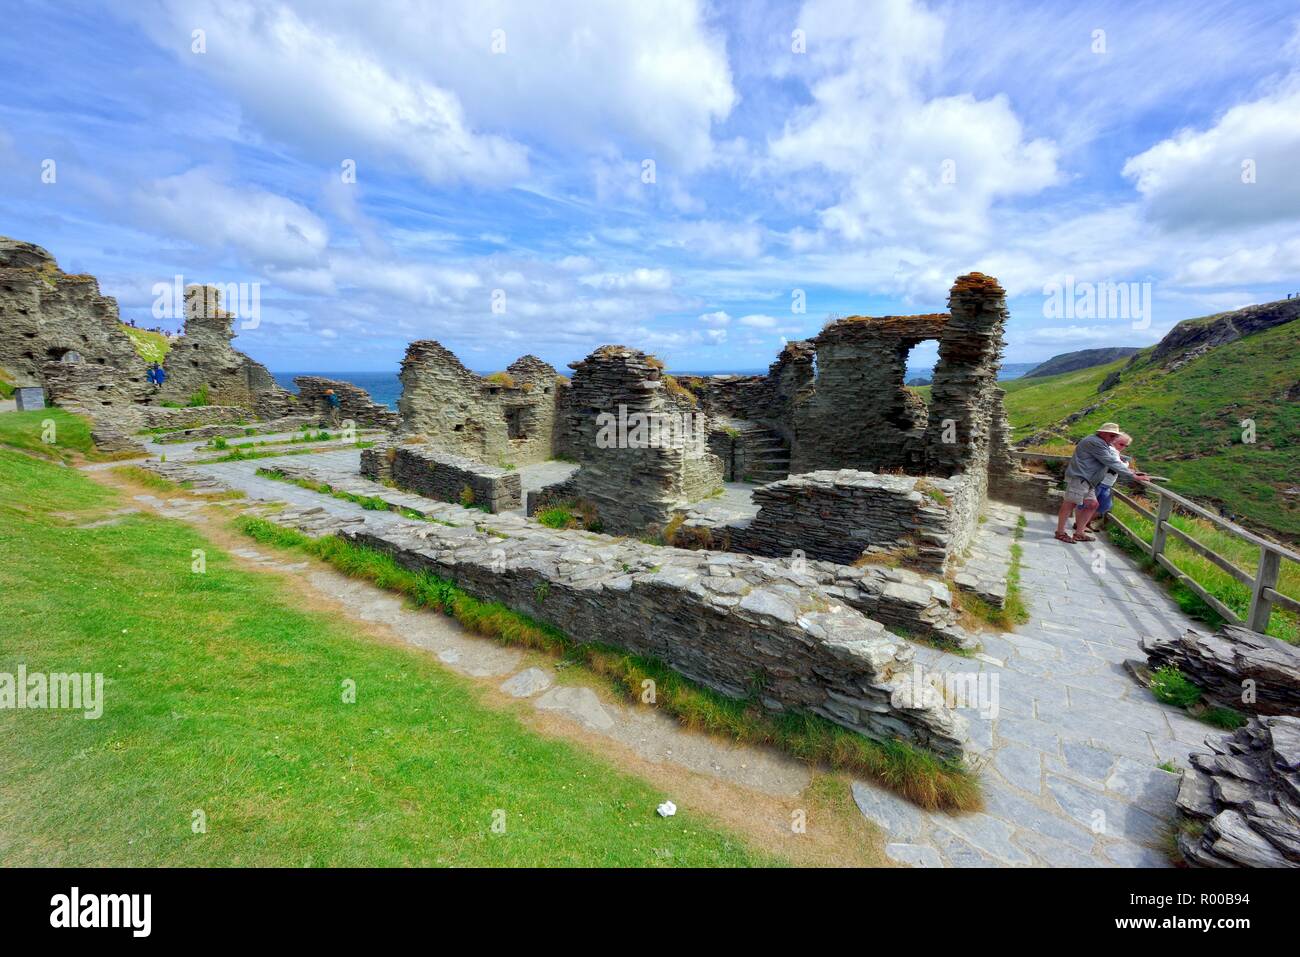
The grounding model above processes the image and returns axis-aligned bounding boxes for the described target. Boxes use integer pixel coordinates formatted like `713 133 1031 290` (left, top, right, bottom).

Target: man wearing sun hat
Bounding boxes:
1055 422 1149 543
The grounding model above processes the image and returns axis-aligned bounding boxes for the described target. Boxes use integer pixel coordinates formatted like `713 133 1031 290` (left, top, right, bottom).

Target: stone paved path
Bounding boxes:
179 451 1222 866
853 509 1220 867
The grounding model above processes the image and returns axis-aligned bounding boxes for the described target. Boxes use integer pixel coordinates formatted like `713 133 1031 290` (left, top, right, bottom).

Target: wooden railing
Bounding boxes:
1011 450 1300 632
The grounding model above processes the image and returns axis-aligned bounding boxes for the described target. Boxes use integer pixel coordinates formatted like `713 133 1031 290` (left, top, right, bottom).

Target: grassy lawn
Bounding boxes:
0 406 96 462
0 446 773 866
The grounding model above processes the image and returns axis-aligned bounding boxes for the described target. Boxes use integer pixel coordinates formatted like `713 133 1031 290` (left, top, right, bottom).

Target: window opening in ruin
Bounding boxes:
504 406 526 440
903 340 941 391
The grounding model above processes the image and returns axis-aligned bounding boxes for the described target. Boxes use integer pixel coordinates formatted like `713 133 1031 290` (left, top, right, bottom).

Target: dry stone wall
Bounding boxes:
295 376 399 430
382 443 522 513
158 286 291 413
791 314 947 474
398 341 561 466
729 469 971 572
339 518 970 759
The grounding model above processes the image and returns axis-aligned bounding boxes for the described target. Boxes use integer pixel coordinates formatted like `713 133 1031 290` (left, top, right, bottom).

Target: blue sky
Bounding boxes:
3 0 1299 374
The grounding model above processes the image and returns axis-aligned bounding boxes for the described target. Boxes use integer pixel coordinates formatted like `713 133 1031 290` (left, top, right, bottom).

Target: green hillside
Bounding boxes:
1003 322 1299 538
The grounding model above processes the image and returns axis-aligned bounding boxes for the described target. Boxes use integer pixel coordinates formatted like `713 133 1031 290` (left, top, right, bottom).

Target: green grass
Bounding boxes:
199 441 373 464
1107 498 1298 644
537 506 578 529
119 325 170 364
0 406 96 462
1148 666 1247 731
0 368 15 399
236 516 981 812
1000 358 1130 441
0 447 772 866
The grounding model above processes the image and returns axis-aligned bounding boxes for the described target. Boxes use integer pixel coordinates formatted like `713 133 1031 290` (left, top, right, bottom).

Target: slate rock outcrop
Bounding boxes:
1175 716 1300 868
1142 625 1300 717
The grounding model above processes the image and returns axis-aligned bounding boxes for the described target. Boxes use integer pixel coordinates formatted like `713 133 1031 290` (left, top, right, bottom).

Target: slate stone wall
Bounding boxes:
730 469 974 572
157 286 292 412
791 314 947 474
295 375 400 431
397 341 562 466
342 517 970 760
388 444 522 513
546 346 723 535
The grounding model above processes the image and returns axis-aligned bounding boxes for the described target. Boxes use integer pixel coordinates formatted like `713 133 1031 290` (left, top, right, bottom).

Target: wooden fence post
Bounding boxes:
1151 492 1172 560
1247 546 1281 633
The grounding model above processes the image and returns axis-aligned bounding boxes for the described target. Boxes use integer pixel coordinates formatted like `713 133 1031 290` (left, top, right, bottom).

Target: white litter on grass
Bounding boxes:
656 800 677 818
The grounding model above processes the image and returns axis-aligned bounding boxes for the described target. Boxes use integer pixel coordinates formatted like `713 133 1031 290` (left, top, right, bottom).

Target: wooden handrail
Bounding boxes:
1013 448 1298 633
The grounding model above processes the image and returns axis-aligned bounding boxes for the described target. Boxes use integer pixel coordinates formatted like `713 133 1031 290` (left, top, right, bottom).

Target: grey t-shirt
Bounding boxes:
1065 434 1135 487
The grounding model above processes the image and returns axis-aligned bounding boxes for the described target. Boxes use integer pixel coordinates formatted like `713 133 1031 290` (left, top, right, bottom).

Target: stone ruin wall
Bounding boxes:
339 518 970 760
0 237 302 446
378 443 523 513
397 341 561 466
536 346 724 535
685 340 814 442
790 313 947 475
295 376 400 431
0 238 148 393
157 286 293 417
730 470 972 573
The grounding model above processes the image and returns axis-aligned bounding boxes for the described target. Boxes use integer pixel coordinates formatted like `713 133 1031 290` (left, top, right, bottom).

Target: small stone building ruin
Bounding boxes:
528 346 724 534
684 273 1044 570
397 340 562 466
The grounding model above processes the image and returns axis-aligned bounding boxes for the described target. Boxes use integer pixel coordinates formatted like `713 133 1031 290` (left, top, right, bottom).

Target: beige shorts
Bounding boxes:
1063 477 1098 506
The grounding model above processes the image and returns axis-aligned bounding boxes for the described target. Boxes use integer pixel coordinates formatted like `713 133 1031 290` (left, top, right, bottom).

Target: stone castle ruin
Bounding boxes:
2 236 1060 764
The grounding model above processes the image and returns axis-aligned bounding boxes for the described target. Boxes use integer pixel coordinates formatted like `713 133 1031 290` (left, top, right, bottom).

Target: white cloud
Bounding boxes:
134 0 528 186
768 0 1060 245
737 313 778 328
671 220 765 260
133 167 328 268
1123 78 1300 231
135 0 734 182
580 268 673 292
699 310 730 326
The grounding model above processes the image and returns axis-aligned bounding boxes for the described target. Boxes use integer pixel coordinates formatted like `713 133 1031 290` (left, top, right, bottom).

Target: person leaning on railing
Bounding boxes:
1079 431 1134 535
1055 422 1150 544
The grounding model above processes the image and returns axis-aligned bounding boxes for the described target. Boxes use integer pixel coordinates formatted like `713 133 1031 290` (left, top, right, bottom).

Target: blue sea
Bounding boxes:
273 364 1032 409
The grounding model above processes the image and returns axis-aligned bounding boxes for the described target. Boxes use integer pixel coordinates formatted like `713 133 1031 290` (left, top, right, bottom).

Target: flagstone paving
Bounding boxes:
165 450 1223 866
852 509 1221 867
